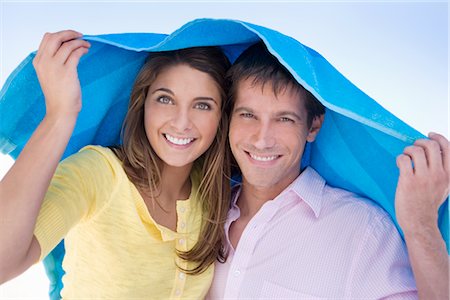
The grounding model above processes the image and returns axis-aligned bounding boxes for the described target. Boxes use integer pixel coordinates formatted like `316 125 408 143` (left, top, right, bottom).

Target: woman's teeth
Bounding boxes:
165 134 195 145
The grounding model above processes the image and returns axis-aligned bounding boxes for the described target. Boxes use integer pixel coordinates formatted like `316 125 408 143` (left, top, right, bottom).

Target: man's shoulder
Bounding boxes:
301 168 383 214
320 179 394 232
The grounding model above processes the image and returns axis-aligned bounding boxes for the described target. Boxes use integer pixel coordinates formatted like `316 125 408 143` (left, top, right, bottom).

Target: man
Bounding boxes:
208 42 448 299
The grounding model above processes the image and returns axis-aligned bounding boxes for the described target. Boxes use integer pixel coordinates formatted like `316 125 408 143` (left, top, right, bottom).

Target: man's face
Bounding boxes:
229 78 322 193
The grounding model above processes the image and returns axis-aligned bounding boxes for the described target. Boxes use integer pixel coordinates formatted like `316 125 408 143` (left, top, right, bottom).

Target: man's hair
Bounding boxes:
227 41 325 128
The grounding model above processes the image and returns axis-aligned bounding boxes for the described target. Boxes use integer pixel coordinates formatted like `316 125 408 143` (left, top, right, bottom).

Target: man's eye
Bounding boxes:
280 117 294 123
195 102 211 110
240 113 254 119
157 96 173 105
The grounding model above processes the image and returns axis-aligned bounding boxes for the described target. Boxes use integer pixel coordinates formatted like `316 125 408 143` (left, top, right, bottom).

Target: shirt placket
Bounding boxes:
171 203 189 299
223 204 276 299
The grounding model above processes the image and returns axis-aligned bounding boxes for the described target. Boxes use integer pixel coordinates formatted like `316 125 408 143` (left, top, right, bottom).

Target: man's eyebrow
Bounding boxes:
233 107 303 121
233 107 254 114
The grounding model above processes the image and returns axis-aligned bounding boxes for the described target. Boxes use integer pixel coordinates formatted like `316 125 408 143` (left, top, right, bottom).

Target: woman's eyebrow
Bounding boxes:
194 97 218 105
150 87 174 95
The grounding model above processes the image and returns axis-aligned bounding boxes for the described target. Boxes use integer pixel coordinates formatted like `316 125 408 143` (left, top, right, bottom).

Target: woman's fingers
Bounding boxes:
36 31 89 66
31 30 90 118
54 39 91 65
42 30 82 57
66 46 90 69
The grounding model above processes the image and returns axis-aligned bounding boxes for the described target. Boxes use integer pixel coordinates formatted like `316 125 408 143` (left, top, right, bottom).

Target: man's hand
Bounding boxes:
395 132 449 233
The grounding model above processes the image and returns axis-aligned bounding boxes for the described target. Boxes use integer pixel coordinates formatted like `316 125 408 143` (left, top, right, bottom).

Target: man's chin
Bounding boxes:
243 175 278 189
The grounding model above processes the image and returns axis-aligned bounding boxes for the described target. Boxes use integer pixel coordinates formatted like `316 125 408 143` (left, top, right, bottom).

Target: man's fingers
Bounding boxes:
414 138 442 171
429 132 450 175
403 145 428 175
396 154 413 177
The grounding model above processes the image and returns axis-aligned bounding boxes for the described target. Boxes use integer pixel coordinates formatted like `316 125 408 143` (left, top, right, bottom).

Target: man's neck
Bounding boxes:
237 176 296 219
229 171 302 249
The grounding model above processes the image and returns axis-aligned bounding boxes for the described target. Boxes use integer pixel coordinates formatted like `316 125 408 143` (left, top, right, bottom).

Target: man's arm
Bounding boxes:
395 132 449 300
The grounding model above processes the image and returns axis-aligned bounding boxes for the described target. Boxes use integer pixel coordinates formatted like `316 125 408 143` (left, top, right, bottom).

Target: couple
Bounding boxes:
0 30 448 299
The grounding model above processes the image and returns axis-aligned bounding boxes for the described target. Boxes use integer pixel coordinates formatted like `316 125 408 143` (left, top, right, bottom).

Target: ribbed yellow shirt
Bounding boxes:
34 146 213 299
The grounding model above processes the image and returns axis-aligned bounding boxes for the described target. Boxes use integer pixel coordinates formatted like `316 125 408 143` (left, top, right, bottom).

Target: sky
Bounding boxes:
0 1 448 298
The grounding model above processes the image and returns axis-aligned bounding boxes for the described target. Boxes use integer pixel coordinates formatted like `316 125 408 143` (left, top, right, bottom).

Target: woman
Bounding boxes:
0 30 231 298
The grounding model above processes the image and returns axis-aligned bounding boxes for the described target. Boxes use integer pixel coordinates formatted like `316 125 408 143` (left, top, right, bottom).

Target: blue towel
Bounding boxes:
1 18 448 299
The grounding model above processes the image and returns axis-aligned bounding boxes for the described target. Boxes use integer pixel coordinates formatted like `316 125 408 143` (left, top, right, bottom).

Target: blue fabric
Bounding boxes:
1 18 448 299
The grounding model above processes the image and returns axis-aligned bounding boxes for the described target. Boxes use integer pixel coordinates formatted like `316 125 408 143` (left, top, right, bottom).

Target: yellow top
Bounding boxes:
34 146 213 299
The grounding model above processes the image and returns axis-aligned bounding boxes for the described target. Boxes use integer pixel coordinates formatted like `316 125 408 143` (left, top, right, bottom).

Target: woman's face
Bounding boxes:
144 64 222 168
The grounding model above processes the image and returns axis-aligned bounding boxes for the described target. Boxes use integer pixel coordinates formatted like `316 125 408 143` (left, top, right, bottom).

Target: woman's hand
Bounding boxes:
32 30 90 119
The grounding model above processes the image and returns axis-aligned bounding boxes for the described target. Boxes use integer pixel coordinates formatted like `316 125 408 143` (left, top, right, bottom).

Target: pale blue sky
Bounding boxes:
1 1 448 138
0 1 448 298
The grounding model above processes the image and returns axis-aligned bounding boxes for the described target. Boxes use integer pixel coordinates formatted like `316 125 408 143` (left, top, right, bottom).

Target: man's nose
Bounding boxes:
252 121 276 149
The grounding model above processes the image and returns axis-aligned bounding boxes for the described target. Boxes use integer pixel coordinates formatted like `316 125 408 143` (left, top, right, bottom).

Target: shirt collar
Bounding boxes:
231 167 326 218
284 166 326 218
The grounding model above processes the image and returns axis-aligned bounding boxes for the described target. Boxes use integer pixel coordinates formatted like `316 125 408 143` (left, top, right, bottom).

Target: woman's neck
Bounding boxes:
141 162 193 231
158 162 193 205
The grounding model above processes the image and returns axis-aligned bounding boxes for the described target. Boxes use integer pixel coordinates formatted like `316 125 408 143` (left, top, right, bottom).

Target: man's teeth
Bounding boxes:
249 153 278 162
165 134 194 145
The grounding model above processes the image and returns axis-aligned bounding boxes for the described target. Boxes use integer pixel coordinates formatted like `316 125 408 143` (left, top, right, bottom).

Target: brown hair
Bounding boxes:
227 41 325 128
113 47 231 275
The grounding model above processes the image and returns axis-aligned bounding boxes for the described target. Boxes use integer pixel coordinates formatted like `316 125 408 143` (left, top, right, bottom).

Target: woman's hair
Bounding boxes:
113 47 231 275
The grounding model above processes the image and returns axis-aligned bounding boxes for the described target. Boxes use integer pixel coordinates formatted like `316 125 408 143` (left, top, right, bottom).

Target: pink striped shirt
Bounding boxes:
208 167 417 299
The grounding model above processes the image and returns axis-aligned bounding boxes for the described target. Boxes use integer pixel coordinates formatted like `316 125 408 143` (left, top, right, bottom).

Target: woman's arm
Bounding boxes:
395 132 449 300
0 30 90 283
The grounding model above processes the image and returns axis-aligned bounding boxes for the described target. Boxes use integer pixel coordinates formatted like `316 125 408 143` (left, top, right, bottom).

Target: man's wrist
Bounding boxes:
403 223 443 249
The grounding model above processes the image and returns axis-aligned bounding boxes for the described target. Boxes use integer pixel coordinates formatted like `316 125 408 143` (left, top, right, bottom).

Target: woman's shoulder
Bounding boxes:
78 145 119 160
62 145 124 176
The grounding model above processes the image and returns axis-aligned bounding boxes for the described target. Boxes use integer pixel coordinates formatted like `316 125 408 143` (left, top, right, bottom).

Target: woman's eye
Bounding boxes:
195 102 211 110
157 96 173 105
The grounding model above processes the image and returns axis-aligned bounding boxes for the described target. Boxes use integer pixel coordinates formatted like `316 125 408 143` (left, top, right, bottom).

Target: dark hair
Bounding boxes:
227 41 325 128
113 47 231 275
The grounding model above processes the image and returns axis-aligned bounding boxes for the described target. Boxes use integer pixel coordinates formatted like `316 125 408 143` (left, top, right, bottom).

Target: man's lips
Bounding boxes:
245 151 281 162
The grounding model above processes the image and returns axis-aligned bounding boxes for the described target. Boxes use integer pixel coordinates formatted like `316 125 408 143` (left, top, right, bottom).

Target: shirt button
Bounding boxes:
233 269 241 277
175 289 181 296
178 272 185 279
179 239 185 245
180 222 186 229
180 207 186 213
